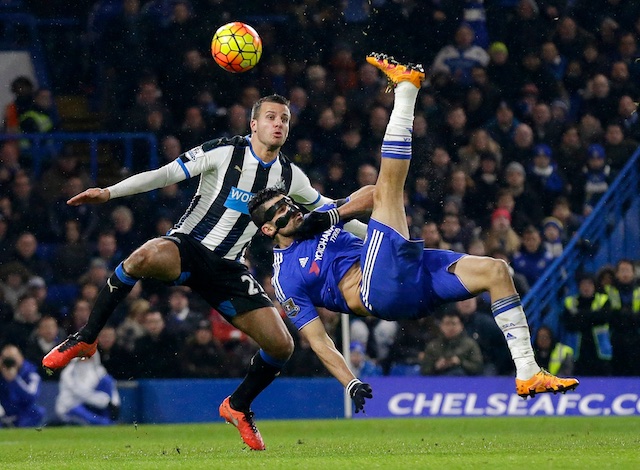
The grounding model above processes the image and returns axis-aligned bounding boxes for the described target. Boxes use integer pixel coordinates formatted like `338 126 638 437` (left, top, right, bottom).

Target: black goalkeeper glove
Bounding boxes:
296 208 341 239
346 379 373 413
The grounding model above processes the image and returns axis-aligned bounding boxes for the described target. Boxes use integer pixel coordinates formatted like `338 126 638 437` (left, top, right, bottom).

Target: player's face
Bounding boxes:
252 103 291 150
265 196 303 237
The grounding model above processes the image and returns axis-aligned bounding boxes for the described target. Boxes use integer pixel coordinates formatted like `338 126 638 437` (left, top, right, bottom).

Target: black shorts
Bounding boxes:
163 233 273 319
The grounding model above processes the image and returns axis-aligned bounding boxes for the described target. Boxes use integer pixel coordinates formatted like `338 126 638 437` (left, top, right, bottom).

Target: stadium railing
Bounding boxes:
0 132 159 180
522 145 640 339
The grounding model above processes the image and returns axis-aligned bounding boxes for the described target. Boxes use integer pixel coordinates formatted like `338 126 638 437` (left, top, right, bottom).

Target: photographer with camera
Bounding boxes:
0 344 45 427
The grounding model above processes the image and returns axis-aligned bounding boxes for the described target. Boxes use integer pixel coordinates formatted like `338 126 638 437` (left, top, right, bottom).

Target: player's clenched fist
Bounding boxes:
296 208 341 239
346 379 373 413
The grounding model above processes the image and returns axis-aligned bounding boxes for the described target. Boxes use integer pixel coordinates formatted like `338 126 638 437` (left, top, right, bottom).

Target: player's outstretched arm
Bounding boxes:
300 318 357 387
67 188 110 206
68 162 188 206
300 317 373 412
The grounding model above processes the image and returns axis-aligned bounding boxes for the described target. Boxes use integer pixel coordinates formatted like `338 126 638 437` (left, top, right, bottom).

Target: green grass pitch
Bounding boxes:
1 417 638 469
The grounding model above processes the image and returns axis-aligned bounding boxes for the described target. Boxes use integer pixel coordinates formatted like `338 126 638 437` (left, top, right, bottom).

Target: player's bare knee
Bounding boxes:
124 246 153 277
489 258 511 284
266 332 294 361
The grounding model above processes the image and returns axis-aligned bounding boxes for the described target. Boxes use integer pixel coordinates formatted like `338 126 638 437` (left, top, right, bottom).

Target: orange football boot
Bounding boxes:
42 332 97 374
219 396 266 451
516 369 579 399
366 52 425 91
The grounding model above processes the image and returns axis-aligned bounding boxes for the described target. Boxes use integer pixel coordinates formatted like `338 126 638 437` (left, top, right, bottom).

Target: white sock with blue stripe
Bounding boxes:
491 294 540 380
382 82 418 160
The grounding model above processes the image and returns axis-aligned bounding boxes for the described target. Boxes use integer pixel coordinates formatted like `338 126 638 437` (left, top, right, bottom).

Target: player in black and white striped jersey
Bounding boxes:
43 94 366 450
166 134 326 261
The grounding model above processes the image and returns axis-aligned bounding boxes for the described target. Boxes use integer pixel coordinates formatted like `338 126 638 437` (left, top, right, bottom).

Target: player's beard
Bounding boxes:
279 212 303 238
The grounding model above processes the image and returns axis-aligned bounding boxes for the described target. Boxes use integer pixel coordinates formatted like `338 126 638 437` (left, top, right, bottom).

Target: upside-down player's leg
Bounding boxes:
366 53 425 239
450 255 579 398
365 54 578 399
357 54 426 318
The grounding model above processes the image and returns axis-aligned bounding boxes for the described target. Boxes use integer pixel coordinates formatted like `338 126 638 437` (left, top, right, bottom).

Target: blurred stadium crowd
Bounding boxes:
1 0 640 389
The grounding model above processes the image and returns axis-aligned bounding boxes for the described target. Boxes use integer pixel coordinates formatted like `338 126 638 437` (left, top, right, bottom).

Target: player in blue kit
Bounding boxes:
248 53 579 413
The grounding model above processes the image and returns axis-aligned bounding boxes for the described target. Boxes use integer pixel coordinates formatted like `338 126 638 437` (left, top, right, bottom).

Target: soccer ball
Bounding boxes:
211 22 262 73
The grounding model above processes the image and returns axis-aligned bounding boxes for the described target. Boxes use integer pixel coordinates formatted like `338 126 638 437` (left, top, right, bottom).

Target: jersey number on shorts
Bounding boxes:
241 274 263 296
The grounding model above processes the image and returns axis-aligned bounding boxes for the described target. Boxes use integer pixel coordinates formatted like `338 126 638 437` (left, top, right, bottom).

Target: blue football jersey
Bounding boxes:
272 205 475 329
272 205 362 330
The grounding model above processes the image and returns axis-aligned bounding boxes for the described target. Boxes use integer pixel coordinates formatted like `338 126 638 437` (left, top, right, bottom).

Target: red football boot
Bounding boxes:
219 396 266 451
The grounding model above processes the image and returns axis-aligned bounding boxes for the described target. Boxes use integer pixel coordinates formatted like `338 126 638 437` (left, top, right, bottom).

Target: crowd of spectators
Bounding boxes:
1 0 640 389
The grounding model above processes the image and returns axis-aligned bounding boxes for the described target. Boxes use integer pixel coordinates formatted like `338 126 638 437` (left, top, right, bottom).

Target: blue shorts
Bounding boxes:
359 219 472 320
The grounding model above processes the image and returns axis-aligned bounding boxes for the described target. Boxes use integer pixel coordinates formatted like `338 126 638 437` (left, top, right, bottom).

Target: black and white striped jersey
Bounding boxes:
166 136 325 260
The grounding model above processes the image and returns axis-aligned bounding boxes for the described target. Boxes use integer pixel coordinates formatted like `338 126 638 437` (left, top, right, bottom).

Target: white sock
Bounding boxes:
382 82 418 159
491 294 540 380
385 81 418 137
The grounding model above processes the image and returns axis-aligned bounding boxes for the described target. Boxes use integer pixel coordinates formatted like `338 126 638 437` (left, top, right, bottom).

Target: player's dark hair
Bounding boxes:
251 94 290 120
248 187 286 226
